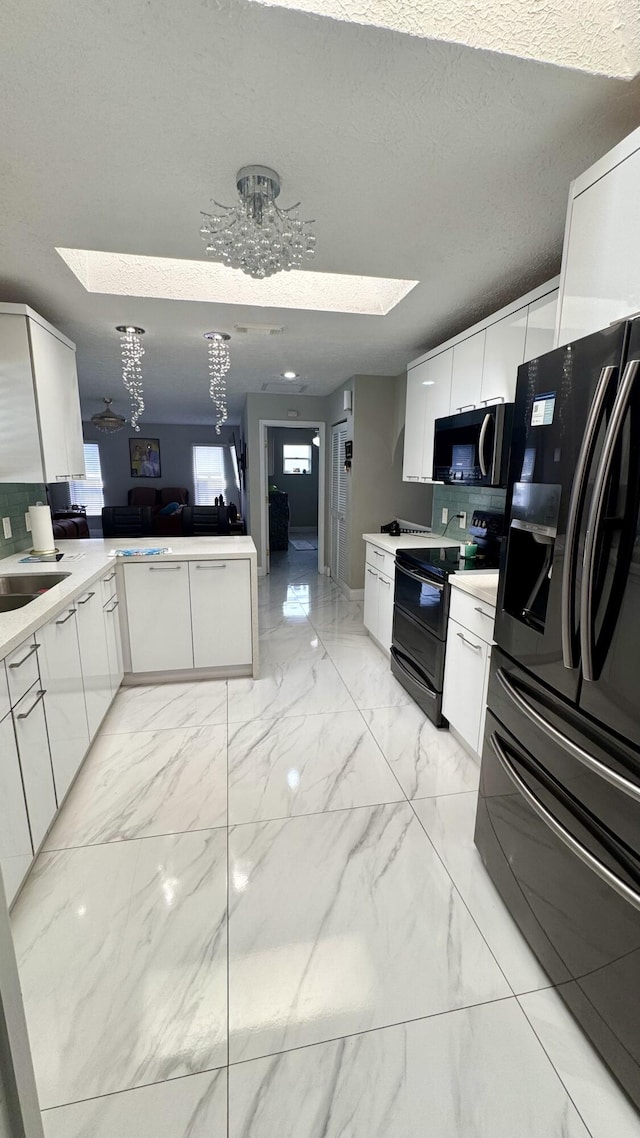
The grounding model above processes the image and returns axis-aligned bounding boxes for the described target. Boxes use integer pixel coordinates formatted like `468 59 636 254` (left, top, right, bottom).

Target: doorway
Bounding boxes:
259 420 326 575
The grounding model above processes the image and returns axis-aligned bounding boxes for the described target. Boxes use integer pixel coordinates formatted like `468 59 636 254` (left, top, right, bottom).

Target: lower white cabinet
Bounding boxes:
189 560 252 668
38 605 90 802
124 562 193 673
363 564 394 654
442 619 490 754
0 711 33 904
76 586 112 736
13 682 57 851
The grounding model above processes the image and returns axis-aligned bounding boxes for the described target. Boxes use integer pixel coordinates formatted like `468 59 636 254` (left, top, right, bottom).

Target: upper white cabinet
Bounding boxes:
482 307 527 405
0 305 85 483
524 293 557 362
402 365 429 481
557 128 640 346
451 332 486 413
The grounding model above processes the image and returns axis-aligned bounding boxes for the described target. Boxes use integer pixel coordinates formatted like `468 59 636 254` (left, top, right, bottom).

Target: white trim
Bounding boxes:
259 419 326 576
570 124 640 199
339 581 364 601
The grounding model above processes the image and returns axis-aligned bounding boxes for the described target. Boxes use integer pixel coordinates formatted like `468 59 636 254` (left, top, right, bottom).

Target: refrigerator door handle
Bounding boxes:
561 365 617 670
496 668 640 804
478 413 491 477
581 359 640 681
490 733 640 914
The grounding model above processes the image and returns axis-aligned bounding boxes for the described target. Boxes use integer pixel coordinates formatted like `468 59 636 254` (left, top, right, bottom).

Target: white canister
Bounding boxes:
29 505 56 554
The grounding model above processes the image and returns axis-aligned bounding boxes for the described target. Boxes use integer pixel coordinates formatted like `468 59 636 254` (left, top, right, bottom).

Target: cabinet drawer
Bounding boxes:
365 543 395 578
100 568 118 605
5 636 41 707
449 587 496 642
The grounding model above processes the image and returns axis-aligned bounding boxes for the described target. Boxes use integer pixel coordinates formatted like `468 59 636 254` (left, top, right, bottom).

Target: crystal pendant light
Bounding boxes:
116 325 145 432
204 332 231 434
90 396 126 435
200 165 316 280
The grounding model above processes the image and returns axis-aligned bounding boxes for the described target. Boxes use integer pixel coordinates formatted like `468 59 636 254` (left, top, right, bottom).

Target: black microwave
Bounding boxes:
433 402 514 486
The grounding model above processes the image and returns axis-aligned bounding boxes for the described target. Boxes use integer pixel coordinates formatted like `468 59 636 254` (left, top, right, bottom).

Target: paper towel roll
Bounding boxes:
29 505 56 554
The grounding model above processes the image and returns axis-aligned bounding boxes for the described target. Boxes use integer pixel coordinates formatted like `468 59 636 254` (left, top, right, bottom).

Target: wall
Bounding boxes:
268 427 319 528
81 422 240 511
430 484 507 543
0 484 46 558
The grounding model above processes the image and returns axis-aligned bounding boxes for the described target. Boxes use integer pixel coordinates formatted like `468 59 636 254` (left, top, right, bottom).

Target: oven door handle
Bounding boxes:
395 562 444 590
496 668 640 805
479 412 492 477
390 647 438 700
490 733 640 914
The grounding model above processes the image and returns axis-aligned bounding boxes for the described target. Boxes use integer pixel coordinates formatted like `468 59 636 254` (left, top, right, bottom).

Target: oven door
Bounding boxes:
394 559 447 639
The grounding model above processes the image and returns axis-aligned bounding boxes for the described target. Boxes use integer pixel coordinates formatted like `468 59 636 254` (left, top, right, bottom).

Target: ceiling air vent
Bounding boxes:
261 381 308 394
233 323 285 336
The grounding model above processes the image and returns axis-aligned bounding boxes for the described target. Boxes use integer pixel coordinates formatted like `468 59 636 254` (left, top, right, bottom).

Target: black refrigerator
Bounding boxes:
475 318 640 1109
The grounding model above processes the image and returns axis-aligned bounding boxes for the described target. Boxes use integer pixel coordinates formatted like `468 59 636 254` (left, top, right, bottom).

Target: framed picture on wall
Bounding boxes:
129 438 161 478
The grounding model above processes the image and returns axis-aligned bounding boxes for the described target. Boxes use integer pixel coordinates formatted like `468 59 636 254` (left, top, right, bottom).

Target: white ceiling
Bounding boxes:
1 0 640 424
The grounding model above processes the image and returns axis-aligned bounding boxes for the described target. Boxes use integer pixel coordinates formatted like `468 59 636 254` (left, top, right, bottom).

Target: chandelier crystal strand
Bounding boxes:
200 165 315 280
116 325 145 432
205 332 231 435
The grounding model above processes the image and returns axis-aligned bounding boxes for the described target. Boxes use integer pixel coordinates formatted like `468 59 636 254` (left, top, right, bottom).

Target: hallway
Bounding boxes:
10 552 636 1136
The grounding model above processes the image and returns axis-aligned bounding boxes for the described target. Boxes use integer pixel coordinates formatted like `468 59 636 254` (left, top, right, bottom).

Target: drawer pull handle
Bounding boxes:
367 568 377 577
17 689 46 719
77 592 95 605
104 572 116 582
149 565 181 571
55 609 76 625
379 577 391 587
457 632 481 652
373 550 384 558
474 606 493 619
9 643 40 669
105 600 119 613
196 564 227 570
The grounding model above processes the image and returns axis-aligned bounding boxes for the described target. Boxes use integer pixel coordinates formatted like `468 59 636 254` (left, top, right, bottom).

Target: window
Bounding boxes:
283 443 312 475
193 445 226 504
69 443 104 515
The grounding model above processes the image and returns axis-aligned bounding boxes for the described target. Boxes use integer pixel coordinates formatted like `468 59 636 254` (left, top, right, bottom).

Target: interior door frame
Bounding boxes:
259 419 326 575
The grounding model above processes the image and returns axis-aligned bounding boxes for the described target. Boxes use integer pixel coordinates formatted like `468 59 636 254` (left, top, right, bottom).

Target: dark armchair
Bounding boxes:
181 506 231 536
127 487 159 508
159 487 189 506
101 506 154 539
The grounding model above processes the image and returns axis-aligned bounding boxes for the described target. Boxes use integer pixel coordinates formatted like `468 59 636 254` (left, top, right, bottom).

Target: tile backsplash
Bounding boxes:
0 484 47 557
430 485 506 543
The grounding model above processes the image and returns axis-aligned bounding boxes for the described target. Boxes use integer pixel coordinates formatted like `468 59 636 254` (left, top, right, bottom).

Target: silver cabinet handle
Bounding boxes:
367 567 378 577
105 600 119 613
16 689 46 719
379 577 391 587
373 549 384 558
490 733 640 914
195 564 227 570
103 571 116 582
9 643 40 669
480 396 505 405
457 631 481 652
77 592 95 605
149 565 181 571
55 609 76 625
474 606 493 619
456 404 476 412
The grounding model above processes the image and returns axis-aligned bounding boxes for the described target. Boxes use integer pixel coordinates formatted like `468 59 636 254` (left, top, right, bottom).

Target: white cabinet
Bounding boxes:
0 307 85 483
363 550 394 655
402 365 429 480
0 707 32 905
450 332 485 413
189 560 252 668
76 586 112 736
104 595 124 694
13 683 57 851
38 605 90 802
524 292 558 362
481 308 527 405
124 562 193 673
442 621 489 754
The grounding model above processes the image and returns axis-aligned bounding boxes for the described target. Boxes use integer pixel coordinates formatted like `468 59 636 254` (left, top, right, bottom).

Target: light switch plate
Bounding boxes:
25 512 31 532
2 517 12 539
459 511 467 529
441 508 448 524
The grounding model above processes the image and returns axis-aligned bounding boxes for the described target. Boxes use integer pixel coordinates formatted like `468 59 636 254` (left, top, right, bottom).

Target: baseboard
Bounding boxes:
123 664 252 684
339 580 364 601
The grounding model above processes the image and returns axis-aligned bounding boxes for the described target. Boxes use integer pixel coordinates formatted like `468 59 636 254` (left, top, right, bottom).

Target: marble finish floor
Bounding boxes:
10 548 639 1136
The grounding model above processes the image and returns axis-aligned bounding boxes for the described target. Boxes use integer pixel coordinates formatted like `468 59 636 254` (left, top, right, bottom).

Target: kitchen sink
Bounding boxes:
0 573 70 595
0 595 39 612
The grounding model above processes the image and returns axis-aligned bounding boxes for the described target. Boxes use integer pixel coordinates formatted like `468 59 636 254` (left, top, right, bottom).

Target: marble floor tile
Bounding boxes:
519 986 640 1138
228 711 403 824
42 1069 227 1138
363 704 480 798
306 595 366 636
228 654 356 722
324 640 413 710
44 725 227 850
228 802 509 1063
412 793 549 994
13 829 227 1107
228 999 590 1137
100 681 227 734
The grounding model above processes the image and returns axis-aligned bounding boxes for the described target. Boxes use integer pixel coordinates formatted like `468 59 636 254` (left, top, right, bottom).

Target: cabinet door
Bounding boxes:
189 560 252 668
376 571 394 654
481 308 527 405
104 595 124 694
76 586 112 737
524 291 558 362
0 314 42 483
450 332 485 414
125 562 193 673
0 713 32 904
27 319 74 481
421 349 454 480
13 684 57 851
363 565 379 634
38 606 90 802
402 367 428 480
62 350 85 479
442 618 488 754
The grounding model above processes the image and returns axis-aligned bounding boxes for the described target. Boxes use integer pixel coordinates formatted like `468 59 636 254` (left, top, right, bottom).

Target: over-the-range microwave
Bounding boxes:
433 402 514 486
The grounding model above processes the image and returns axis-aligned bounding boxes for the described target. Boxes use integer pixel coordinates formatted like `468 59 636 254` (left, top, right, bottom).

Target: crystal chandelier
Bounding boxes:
116 325 145 432
90 397 126 435
200 165 316 280
204 332 231 434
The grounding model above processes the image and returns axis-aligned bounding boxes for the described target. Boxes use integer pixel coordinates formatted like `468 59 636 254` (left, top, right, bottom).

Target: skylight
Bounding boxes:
56 248 418 317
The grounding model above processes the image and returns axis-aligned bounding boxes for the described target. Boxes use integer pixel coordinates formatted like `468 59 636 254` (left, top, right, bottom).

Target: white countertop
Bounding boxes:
0 536 257 659
362 533 460 555
449 571 499 607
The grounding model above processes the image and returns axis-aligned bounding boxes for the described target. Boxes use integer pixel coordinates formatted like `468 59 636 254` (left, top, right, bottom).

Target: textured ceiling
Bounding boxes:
1 0 640 424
